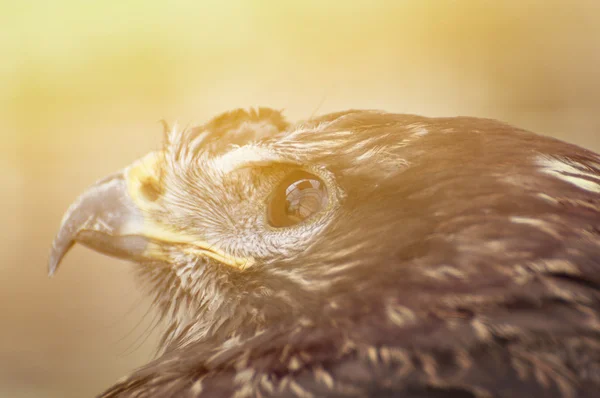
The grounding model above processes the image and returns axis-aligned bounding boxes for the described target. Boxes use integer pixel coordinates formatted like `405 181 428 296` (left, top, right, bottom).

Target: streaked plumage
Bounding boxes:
50 108 600 397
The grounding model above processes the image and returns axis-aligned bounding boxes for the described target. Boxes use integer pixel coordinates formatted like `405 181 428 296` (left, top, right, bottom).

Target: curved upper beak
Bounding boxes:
49 170 150 276
48 152 168 276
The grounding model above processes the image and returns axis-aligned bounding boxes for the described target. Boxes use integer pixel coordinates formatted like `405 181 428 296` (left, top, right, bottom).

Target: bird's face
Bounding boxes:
50 109 350 275
50 108 413 347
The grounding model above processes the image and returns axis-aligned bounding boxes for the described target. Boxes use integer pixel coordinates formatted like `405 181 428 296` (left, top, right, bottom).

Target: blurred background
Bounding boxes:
2 1 600 396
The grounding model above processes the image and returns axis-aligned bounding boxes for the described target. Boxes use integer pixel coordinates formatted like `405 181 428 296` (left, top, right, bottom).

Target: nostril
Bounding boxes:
140 179 162 202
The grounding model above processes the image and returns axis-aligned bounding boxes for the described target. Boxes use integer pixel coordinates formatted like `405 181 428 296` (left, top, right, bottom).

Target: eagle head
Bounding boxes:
49 108 416 350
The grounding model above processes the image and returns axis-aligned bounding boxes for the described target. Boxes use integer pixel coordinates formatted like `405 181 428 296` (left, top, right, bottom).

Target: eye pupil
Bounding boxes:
268 171 328 228
286 179 323 220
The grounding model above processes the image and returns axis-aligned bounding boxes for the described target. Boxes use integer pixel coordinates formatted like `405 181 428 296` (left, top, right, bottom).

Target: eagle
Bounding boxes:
49 108 600 398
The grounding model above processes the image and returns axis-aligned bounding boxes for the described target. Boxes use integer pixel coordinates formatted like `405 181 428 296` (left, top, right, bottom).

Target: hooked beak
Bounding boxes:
48 153 163 276
48 152 253 276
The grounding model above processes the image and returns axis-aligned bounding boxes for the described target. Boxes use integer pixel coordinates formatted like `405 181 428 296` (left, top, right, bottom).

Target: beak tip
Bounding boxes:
47 254 59 278
47 239 73 278
47 260 57 278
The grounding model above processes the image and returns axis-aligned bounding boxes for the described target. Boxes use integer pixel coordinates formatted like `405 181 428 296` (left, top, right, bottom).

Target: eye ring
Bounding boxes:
267 170 328 228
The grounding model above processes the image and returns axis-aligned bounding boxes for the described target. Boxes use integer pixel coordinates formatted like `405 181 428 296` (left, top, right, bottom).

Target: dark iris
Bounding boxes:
268 170 328 228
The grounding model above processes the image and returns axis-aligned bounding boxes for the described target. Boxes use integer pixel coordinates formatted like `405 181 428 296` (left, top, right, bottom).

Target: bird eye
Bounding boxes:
268 170 328 228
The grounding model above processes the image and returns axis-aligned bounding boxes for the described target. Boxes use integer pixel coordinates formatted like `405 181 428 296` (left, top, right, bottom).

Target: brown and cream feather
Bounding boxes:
50 109 600 397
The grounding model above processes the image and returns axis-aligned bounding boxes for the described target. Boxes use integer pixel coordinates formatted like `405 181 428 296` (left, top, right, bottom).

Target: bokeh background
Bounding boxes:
2 1 600 397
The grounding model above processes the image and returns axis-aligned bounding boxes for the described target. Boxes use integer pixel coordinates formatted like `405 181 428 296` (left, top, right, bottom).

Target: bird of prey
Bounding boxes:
49 108 600 397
